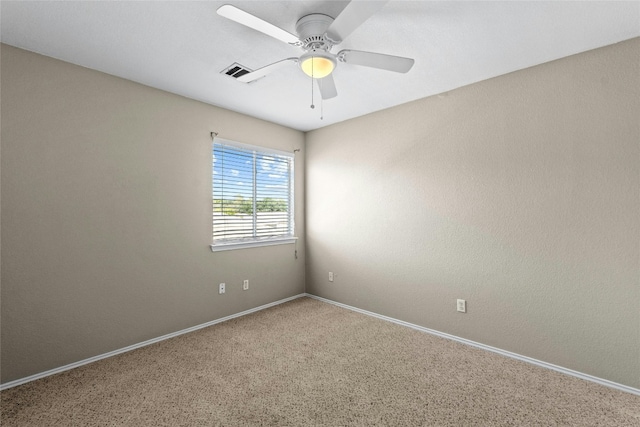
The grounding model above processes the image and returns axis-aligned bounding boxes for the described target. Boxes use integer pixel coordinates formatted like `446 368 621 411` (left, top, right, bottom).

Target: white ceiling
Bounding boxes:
1 1 638 131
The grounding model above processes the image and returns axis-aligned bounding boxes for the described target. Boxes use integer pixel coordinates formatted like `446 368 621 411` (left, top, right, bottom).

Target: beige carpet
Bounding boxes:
1 297 639 426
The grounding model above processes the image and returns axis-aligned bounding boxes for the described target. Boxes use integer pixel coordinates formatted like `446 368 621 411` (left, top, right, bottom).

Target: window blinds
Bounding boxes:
213 140 294 244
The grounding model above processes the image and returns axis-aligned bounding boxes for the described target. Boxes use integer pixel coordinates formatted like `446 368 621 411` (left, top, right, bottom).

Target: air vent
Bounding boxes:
221 63 253 80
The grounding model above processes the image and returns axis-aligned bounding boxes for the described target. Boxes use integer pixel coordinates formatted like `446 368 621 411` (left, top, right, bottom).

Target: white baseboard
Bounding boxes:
0 293 306 391
305 293 640 396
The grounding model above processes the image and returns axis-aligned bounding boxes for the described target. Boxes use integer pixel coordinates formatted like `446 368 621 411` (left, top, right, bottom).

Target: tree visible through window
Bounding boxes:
212 139 294 247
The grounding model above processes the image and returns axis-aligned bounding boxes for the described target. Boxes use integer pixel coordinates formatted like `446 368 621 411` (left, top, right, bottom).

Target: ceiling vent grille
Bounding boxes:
221 63 252 80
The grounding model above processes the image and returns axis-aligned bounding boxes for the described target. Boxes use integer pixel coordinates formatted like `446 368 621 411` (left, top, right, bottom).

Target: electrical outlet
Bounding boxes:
219 283 226 294
243 279 249 291
457 299 466 313
329 272 334 282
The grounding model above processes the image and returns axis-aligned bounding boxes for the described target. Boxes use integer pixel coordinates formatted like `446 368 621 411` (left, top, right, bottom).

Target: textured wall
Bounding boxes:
305 38 639 388
0 45 305 383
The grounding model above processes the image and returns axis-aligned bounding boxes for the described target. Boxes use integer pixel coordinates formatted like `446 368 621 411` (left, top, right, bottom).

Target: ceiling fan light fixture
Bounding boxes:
300 51 336 79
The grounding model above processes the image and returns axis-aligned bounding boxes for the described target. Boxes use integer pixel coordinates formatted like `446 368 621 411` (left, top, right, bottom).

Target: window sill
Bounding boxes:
210 237 297 252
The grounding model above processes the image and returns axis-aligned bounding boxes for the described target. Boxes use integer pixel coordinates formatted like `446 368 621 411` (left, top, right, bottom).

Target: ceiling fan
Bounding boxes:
217 1 415 100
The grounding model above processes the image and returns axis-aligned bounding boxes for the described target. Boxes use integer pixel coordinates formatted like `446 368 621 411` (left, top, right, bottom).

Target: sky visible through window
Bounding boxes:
213 147 290 207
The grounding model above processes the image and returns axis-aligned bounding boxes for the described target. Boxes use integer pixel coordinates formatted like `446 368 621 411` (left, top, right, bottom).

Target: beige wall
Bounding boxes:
0 44 305 383
306 38 639 388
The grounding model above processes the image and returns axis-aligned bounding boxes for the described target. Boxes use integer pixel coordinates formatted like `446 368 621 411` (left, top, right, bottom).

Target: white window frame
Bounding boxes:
210 137 296 252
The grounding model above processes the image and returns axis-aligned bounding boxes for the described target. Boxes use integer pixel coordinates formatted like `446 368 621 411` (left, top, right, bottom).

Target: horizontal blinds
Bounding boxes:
213 141 294 243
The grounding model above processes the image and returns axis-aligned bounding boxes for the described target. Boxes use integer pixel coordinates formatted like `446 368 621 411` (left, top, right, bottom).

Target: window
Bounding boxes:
211 138 295 251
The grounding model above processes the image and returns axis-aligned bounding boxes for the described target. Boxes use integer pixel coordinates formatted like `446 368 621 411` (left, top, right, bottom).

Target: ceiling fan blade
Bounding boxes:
236 58 298 83
324 0 389 44
338 49 414 73
217 5 301 46
317 74 338 100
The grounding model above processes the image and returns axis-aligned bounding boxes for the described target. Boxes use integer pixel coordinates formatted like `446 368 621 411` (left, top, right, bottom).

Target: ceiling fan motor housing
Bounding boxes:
295 14 335 51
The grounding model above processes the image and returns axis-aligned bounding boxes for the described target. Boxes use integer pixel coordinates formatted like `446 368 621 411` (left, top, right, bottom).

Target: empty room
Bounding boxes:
1 1 639 425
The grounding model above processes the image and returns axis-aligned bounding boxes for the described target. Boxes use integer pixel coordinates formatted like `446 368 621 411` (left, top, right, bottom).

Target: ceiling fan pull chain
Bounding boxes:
310 56 315 110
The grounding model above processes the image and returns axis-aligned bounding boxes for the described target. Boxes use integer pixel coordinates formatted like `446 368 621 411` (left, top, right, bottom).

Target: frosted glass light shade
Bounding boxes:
300 52 336 79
